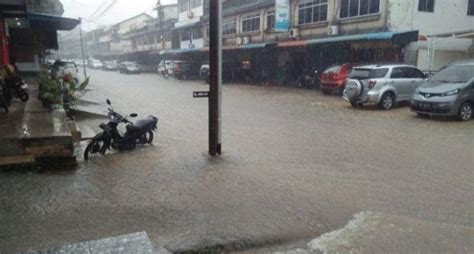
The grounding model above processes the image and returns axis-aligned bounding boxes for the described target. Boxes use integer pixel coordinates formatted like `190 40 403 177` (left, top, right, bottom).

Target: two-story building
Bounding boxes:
174 0 207 50
127 4 178 53
388 0 474 70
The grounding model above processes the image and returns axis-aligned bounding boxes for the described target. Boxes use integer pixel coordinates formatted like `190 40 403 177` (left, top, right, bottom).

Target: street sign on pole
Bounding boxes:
275 0 290 32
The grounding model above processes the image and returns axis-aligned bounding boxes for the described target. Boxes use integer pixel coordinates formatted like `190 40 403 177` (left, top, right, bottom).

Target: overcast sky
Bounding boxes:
61 0 177 31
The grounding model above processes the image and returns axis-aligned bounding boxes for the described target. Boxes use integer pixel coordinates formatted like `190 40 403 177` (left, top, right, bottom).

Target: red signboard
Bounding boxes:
0 19 10 65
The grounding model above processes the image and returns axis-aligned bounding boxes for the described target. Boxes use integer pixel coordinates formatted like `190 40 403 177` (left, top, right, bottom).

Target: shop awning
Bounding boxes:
28 13 80 31
159 48 200 55
277 31 419 48
200 43 273 52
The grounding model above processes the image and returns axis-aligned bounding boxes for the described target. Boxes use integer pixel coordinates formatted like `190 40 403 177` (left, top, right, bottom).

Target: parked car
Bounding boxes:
119 62 141 74
73 59 85 67
200 63 210 83
103 61 118 71
320 63 354 95
157 60 172 76
88 59 103 69
411 61 474 121
51 60 79 83
169 61 200 80
343 64 425 110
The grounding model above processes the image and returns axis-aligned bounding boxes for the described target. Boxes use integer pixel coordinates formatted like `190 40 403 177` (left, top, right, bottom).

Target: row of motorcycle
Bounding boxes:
0 65 29 113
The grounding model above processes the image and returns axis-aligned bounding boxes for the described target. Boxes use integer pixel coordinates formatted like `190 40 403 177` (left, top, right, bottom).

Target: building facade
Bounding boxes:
79 0 473 78
388 0 474 70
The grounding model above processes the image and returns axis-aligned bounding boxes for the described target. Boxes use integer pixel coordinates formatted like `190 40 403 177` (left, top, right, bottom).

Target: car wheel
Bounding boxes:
321 89 330 95
417 112 429 118
378 93 395 110
458 102 473 121
350 101 363 108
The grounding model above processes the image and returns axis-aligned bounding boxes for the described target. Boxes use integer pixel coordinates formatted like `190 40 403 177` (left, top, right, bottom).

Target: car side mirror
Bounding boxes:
130 113 138 117
106 99 111 105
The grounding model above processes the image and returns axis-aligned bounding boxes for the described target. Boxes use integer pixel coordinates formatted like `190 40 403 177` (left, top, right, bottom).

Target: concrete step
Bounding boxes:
17 232 158 254
0 154 35 166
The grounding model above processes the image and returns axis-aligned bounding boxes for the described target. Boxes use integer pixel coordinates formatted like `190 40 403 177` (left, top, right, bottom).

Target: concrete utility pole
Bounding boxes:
209 0 222 156
157 0 165 49
78 18 87 79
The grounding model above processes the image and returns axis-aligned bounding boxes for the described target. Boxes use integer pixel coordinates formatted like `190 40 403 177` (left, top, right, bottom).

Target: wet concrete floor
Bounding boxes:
0 70 473 252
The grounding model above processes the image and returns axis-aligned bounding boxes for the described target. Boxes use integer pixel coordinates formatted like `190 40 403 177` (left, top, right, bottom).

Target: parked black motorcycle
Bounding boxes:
84 99 158 160
0 78 29 113
298 67 320 89
0 80 10 113
12 79 29 102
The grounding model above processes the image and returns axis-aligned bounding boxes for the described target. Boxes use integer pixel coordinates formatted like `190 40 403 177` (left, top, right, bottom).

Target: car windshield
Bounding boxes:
430 65 474 83
324 65 341 73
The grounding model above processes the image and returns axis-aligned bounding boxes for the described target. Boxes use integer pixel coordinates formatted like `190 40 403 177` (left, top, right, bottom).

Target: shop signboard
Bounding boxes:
275 0 290 33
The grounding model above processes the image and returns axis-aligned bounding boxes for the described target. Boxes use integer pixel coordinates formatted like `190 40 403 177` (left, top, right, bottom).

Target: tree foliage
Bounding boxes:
27 0 64 16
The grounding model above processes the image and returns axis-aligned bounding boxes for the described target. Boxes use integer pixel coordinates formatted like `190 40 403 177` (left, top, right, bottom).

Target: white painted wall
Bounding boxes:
163 5 178 21
388 0 474 35
175 5 203 28
117 14 153 35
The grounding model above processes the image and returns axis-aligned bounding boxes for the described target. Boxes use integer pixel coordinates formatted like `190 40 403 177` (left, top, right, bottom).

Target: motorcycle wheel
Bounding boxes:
140 130 154 144
19 92 29 102
84 139 106 161
0 95 9 113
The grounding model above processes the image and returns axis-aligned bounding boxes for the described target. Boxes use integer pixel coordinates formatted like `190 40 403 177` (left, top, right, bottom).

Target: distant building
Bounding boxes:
388 0 474 70
174 0 206 50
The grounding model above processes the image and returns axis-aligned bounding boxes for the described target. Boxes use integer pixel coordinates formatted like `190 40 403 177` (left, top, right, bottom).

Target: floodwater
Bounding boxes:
0 70 473 252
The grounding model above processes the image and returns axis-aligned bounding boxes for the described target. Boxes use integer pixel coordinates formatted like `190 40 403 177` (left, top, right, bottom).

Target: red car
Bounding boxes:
320 63 354 95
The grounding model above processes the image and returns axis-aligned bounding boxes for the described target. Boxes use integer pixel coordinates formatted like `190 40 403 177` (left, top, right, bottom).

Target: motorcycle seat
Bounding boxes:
126 117 157 132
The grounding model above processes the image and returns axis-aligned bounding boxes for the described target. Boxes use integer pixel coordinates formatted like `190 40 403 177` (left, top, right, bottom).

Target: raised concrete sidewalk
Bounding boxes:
0 82 75 168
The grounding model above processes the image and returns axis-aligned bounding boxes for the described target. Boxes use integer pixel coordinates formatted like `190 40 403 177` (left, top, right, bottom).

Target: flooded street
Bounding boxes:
1 70 473 252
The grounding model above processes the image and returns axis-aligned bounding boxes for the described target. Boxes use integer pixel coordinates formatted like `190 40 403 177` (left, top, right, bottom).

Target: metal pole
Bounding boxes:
79 18 87 79
157 0 165 49
209 0 222 156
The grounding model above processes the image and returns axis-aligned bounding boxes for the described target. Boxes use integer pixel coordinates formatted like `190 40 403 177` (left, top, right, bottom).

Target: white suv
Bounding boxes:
343 64 425 110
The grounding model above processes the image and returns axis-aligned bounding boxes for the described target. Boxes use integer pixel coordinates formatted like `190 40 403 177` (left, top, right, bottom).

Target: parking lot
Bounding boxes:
0 69 472 252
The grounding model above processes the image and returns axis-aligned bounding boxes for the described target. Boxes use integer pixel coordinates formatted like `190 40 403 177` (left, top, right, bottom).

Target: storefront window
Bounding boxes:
178 0 189 13
223 19 237 35
266 10 275 30
192 27 202 39
467 0 474 16
340 0 380 18
180 30 190 41
298 0 328 25
190 0 201 9
418 0 435 12
242 13 260 33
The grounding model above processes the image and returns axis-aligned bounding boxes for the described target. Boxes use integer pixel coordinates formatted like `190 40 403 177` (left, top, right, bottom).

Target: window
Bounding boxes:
390 68 407 79
266 10 275 30
179 0 189 12
192 27 202 39
340 0 380 18
242 13 261 33
468 0 474 16
418 0 435 12
298 0 328 25
190 0 201 9
405 68 426 79
223 19 237 35
180 30 191 41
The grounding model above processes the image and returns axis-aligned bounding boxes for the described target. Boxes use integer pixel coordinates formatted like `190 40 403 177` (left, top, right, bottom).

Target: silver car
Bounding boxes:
411 61 474 121
343 64 425 110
